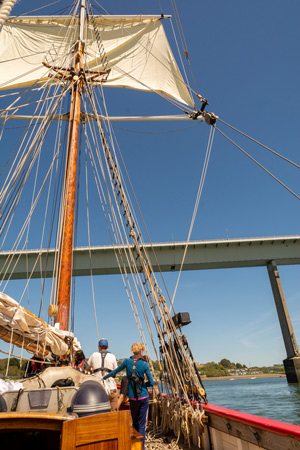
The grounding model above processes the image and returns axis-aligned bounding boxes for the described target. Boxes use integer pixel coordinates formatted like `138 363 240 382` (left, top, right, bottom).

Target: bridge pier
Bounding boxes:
267 261 300 383
283 357 300 383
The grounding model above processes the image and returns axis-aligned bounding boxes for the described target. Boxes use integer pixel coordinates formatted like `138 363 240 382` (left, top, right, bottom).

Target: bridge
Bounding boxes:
1 235 299 278
1 234 300 382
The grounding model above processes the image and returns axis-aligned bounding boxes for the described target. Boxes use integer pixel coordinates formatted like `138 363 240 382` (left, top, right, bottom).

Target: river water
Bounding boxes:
202 376 300 426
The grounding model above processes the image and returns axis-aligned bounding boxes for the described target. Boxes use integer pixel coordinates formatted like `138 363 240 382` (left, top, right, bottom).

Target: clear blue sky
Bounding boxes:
1 0 300 368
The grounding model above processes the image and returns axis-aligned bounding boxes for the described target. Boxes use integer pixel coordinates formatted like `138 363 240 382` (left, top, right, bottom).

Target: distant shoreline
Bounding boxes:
202 373 285 381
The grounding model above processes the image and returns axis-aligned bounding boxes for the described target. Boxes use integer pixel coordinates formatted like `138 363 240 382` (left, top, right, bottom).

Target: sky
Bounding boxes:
1 0 300 369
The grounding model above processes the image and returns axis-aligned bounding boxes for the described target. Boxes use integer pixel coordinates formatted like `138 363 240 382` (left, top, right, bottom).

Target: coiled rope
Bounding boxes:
0 0 17 29
150 395 206 448
147 414 204 450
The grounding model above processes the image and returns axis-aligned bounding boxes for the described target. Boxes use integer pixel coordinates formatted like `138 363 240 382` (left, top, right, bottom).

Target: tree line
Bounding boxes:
197 358 284 378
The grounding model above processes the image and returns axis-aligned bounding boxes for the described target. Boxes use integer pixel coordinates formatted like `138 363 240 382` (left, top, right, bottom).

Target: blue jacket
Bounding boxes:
104 356 154 399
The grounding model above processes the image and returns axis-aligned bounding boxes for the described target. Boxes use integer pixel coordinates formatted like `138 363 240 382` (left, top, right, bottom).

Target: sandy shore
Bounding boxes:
201 373 285 381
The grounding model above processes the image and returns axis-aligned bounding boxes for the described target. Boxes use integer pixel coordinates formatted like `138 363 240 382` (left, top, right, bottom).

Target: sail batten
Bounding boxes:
0 15 194 107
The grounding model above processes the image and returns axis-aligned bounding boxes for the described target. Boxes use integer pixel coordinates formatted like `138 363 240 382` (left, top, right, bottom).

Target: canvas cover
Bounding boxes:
0 15 194 107
0 291 71 356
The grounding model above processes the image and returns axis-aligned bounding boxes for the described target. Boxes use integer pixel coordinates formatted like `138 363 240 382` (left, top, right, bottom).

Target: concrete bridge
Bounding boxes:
1 234 299 382
1 235 299 278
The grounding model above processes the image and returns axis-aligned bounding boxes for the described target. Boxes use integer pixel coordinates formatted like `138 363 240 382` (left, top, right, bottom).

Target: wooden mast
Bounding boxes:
55 0 86 331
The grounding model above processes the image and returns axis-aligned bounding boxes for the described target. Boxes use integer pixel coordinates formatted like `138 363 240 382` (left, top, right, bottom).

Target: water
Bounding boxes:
202 377 300 426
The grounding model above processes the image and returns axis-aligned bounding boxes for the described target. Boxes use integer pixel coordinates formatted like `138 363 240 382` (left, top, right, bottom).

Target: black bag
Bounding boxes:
51 377 75 387
129 356 144 399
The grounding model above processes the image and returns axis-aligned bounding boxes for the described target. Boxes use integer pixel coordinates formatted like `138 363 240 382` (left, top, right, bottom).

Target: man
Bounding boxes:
86 338 119 411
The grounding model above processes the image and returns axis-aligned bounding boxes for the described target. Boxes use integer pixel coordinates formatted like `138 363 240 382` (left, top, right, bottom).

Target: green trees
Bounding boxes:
197 359 284 378
201 362 229 377
0 358 23 378
198 359 249 377
219 358 231 369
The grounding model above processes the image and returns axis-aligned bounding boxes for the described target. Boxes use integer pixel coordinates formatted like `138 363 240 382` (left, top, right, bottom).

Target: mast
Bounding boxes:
55 0 86 331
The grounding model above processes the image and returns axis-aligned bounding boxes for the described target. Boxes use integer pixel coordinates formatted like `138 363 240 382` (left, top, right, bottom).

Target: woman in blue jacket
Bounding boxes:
103 343 154 449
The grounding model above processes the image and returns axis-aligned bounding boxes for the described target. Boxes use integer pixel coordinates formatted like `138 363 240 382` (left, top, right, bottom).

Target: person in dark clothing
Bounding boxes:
73 349 88 372
118 376 129 410
104 343 154 450
24 355 45 377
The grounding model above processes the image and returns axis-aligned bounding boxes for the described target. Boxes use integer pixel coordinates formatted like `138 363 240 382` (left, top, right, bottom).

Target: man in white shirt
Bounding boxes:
86 338 119 411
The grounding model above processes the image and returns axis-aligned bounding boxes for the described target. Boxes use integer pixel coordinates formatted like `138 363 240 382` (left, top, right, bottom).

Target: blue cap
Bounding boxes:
99 338 108 348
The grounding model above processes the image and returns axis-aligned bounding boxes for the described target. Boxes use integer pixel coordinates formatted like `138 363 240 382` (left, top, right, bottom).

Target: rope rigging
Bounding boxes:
215 126 300 201
170 125 215 310
218 117 300 169
0 4 213 438
80 69 208 412
3 1 299 446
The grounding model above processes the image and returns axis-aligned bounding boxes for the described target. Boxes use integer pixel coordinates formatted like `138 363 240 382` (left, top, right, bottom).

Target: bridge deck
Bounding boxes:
0 235 299 279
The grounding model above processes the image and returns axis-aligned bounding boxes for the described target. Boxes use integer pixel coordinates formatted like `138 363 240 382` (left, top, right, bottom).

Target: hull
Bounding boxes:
149 395 300 449
203 404 300 450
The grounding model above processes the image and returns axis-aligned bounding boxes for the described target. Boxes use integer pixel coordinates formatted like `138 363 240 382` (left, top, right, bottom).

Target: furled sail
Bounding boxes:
0 292 77 357
0 15 194 107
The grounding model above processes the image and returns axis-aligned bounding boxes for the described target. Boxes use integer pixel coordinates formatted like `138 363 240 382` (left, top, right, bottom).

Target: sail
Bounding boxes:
0 15 194 107
0 292 76 356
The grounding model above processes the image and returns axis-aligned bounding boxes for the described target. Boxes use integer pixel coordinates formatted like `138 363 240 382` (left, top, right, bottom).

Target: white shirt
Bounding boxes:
88 351 117 392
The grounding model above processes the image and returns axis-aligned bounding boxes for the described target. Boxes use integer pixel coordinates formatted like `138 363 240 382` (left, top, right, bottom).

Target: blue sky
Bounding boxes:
1 0 300 368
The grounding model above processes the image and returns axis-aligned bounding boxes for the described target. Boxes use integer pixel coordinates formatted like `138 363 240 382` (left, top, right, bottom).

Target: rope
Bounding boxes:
0 349 54 364
39 93 67 319
112 120 203 135
56 385 65 412
0 9 207 445
0 145 62 293
12 0 65 18
87 0 108 71
83 78 205 406
150 399 206 449
0 0 17 29
215 126 300 201
84 136 100 342
5 328 14 377
146 421 192 450
169 19 195 108
169 13 196 106
170 125 215 310
218 117 300 169
82 90 157 359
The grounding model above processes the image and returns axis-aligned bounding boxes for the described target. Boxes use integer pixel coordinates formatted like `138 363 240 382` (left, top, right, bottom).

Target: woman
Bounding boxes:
73 349 88 372
103 343 154 449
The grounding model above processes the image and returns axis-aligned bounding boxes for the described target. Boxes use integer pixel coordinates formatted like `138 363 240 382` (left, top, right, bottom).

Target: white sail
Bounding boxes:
0 15 194 107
